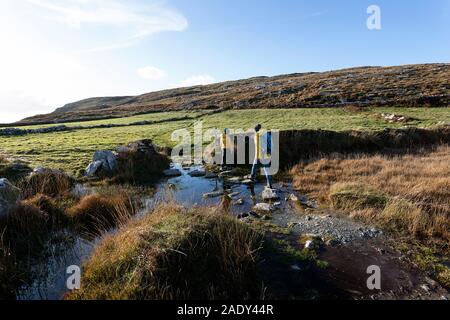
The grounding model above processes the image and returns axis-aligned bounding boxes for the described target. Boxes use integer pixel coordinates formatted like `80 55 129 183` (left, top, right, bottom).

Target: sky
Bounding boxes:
0 0 449 123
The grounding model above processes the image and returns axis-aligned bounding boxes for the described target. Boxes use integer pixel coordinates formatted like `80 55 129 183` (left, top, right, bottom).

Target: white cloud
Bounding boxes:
27 0 188 51
179 75 216 87
137 66 167 80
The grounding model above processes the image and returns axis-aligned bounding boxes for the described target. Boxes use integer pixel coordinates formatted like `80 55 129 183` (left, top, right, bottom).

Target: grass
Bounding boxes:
290 145 450 287
20 169 75 199
67 204 266 300
291 145 450 241
0 107 448 175
67 192 135 236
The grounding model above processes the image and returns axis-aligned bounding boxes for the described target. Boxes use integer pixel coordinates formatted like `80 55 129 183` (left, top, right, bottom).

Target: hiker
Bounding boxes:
220 128 232 170
250 124 273 189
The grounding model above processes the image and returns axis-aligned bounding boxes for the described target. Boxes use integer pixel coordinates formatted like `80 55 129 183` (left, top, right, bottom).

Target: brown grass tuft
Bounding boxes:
67 204 265 300
20 170 74 199
291 145 450 241
67 192 135 235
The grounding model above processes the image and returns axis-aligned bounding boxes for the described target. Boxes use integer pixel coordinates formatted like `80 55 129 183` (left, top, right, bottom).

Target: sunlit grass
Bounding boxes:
0 107 448 174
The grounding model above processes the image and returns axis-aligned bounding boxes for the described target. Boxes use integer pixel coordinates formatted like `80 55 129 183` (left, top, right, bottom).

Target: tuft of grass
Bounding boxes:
0 203 49 257
20 169 75 199
22 194 66 227
0 158 32 183
67 205 266 300
67 192 135 235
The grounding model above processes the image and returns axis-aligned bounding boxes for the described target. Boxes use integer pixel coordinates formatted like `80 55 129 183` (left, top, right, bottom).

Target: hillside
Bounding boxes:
18 63 450 125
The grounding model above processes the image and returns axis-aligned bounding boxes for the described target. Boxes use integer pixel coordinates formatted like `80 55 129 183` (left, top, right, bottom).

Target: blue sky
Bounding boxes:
0 0 449 122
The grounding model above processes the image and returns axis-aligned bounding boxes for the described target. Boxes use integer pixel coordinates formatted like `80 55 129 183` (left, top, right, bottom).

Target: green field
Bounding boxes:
0 107 448 175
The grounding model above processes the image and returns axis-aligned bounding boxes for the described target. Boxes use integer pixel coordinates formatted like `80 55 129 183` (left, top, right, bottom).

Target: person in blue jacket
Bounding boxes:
250 124 273 189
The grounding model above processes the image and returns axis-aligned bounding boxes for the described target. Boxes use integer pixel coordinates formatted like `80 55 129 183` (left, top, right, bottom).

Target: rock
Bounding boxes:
204 172 218 179
228 192 241 198
261 215 271 221
93 150 118 171
253 203 274 213
0 178 20 216
85 150 118 177
33 167 47 175
188 169 206 177
203 191 224 198
226 177 242 184
234 198 244 205
163 169 182 177
288 194 299 202
302 234 324 250
420 284 431 293
85 161 103 178
291 265 302 271
241 179 254 185
248 211 261 219
237 212 249 219
261 187 280 201
218 170 238 178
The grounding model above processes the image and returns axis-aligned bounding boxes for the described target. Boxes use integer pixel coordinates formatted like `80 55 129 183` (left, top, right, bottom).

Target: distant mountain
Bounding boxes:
17 63 450 125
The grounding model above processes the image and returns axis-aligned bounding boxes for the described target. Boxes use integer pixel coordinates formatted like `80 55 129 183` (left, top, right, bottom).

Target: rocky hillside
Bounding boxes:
18 63 450 125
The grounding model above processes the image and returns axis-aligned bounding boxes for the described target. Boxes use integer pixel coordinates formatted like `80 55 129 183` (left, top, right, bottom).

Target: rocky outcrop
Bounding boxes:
85 150 118 178
0 178 20 216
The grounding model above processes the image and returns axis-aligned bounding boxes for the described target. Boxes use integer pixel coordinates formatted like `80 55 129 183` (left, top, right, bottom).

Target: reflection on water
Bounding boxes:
17 164 265 300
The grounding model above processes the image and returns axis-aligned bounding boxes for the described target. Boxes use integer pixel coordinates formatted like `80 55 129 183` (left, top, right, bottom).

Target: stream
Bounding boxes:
16 164 268 300
16 164 450 300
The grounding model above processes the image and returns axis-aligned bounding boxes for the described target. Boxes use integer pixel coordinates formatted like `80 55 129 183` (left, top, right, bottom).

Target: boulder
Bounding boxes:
85 161 103 177
261 187 280 201
93 150 118 171
85 150 118 177
0 178 20 216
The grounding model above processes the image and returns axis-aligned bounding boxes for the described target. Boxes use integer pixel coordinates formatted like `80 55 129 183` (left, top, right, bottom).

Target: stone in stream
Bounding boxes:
203 191 224 198
204 172 218 179
163 169 182 177
261 187 280 201
253 203 274 213
0 178 20 216
234 198 244 205
226 177 242 184
241 179 254 185
188 169 206 177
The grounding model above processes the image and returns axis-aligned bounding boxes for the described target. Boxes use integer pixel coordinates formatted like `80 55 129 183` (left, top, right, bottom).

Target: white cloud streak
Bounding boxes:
179 75 216 87
27 0 188 51
137 66 167 80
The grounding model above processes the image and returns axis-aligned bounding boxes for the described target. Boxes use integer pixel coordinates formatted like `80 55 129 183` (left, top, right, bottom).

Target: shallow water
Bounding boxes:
17 164 265 300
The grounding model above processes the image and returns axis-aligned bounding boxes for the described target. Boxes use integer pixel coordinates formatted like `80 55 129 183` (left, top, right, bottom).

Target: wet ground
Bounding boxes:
17 164 450 300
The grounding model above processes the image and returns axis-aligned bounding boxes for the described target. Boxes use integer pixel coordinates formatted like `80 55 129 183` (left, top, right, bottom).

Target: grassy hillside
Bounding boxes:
0 107 448 174
15 63 450 125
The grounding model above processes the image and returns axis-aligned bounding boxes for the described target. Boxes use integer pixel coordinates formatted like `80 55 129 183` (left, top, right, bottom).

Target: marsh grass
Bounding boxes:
67 192 136 236
20 170 75 199
67 204 266 300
